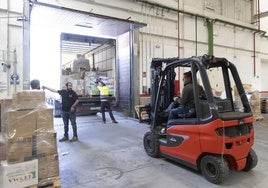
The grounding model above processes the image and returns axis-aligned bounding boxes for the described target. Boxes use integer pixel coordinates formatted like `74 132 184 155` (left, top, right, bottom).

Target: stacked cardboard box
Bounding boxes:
0 98 13 161
12 90 47 110
0 90 60 188
250 91 263 121
62 73 85 96
234 85 263 121
233 84 252 112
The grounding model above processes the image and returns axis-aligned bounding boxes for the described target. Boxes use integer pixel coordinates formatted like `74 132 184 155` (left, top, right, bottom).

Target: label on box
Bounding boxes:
0 159 38 188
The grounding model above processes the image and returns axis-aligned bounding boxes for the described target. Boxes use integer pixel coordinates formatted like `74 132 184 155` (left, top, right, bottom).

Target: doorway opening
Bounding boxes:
30 3 146 111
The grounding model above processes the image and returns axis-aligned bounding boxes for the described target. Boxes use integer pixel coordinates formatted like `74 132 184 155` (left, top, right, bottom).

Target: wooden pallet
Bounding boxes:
254 116 264 121
260 98 268 113
39 179 60 188
27 179 61 188
134 105 150 123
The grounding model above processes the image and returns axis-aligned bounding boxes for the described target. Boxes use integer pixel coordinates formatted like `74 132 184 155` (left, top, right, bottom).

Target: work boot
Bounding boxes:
59 136 68 142
69 136 78 142
112 120 118 124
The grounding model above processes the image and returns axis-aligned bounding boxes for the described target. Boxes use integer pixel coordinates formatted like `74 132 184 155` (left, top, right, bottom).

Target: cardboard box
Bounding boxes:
7 131 58 164
36 131 57 156
12 90 46 110
7 136 34 164
7 110 37 139
0 159 38 188
36 108 54 130
38 154 59 182
0 140 6 161
1 99 13 133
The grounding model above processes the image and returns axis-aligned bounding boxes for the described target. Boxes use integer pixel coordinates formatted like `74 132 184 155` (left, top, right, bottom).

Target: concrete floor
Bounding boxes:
54 112 268 188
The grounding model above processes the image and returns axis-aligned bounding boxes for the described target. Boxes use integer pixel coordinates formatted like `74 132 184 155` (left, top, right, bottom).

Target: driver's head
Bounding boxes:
183 71 192 85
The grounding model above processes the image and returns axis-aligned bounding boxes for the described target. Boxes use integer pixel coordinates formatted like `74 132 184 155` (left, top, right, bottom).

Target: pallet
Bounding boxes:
134 104 150 123
260 98 268 113
254 116 264 121
27 179 61 188
39 179 60 188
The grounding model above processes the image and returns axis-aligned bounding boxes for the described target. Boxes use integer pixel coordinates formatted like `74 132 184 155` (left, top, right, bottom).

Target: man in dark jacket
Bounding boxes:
168 71 205 120
42 82 79 142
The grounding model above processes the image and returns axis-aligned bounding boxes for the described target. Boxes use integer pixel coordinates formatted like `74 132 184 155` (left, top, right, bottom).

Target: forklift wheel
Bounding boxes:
243 149 258 172
143 132 160 158
200 155 229 184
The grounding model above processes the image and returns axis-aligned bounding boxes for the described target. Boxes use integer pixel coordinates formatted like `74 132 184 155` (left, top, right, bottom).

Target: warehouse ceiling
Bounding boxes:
60 33 115 55
31 4 145 55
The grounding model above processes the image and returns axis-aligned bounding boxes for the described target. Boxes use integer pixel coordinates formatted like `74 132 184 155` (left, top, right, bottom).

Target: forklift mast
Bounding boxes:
150 58 178 112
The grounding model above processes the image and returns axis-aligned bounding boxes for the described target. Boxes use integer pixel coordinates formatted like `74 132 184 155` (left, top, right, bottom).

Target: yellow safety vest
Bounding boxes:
97 85 109 101
97 86 109 95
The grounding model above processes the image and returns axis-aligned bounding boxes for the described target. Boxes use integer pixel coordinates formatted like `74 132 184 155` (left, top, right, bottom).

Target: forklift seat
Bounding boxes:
167 108 197 127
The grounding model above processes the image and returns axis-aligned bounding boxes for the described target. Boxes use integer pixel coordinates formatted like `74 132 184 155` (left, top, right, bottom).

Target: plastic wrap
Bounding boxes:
0 91 60 185
250 90 263 121
12 90 46 110
0 98 13 161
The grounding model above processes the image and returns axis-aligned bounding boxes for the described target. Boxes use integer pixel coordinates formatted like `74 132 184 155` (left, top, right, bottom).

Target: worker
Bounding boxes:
168 71 205 120
159 96 180 119
30 79 40 90
42 82 79 142
95 79 118 124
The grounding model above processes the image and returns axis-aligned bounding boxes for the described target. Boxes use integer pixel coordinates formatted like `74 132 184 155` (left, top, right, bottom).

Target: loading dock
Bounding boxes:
30 3 146 116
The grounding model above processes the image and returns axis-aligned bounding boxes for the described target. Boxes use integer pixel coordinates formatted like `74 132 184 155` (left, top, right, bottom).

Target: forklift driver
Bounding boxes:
168 71 205 121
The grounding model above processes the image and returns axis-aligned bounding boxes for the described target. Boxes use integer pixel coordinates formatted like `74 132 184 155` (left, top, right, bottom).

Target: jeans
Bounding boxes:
62 111 77 138
100 100 116 122
168 107 189 120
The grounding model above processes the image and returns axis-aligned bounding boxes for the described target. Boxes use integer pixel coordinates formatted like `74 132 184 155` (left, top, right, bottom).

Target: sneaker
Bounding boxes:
112 120 118 124
59 136 68 142
103 120 106 124
160 128 166 134
69 137 78 142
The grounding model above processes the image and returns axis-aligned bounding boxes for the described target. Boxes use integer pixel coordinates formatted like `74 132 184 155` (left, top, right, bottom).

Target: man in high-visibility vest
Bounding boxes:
96 79 118 124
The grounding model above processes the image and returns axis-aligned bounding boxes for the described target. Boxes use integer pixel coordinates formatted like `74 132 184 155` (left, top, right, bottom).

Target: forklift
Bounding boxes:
143 55 258 184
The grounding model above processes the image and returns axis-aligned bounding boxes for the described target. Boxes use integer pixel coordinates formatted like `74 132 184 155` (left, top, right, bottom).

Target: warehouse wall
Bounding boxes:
0 0 24 98
1 0 268 100
134 0 267 93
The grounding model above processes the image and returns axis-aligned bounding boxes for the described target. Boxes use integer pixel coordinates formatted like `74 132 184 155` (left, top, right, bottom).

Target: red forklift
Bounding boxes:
143 55 258 184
